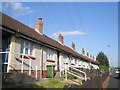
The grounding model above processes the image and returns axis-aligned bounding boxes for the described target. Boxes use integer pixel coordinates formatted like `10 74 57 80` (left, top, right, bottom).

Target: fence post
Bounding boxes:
29 58 32 75
21 55 24 73
36 66 37 79
65 64 67 81
85 73 87 81
7 52 10 73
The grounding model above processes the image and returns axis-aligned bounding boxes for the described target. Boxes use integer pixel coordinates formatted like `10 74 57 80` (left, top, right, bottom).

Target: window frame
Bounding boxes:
46 48 54 60
20 39 34 56
63 55 67 63
71 57 75 64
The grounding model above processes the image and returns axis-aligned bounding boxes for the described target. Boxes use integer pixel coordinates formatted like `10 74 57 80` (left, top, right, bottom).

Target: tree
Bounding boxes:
96 51 109 68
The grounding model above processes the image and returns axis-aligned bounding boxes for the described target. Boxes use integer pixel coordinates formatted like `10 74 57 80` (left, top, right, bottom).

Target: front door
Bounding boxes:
2 36 10 72
47 65 55 78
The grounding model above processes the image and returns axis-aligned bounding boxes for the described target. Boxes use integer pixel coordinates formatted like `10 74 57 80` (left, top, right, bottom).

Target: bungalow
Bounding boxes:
1 12 99 79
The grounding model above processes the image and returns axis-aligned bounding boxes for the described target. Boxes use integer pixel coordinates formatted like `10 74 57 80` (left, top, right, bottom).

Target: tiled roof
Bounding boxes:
1 12 99 65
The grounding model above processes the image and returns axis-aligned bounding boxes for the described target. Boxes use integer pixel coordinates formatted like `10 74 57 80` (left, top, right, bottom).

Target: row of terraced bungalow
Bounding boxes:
1 12 99 79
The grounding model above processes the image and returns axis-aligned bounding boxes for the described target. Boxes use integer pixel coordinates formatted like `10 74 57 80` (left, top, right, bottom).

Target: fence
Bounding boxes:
63 71 109 89
76 68 101 78
0 51 38 79
55 64 87 81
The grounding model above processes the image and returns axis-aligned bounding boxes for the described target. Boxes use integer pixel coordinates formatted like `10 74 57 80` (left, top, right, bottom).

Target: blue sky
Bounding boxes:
2 2 118 67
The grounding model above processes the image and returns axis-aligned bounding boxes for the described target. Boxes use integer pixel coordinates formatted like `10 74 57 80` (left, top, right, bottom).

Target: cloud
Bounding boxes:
3 2 33 16
10 2 33 16
53 31 86 36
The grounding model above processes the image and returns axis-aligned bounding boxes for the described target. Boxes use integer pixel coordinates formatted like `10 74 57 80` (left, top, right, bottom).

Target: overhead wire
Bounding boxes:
64 2 76 29
42 2 58 36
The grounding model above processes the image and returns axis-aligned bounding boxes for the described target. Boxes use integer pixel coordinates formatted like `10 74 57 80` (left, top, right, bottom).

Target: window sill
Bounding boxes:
46 59 55 62
20 55 36 60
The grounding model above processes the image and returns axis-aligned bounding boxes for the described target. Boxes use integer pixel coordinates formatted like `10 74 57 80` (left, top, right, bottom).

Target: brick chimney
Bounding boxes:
58 34 64 44
90 54 92 59
71 42 75 50
35 18 43 34
87 52 89 57
82 48 85 55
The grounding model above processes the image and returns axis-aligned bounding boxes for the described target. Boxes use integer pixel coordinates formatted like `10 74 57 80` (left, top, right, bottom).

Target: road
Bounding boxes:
107 70 120 89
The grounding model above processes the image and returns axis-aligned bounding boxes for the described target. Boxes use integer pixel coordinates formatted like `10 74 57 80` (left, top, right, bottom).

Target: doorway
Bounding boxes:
47 65 55 78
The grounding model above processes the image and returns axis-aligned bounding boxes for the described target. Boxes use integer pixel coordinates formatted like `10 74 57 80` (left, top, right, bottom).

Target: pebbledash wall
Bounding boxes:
1 12 99 78
8 36 59 78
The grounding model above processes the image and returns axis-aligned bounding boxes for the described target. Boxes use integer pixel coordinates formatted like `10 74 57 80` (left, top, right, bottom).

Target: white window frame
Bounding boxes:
20 40 34 56
63 55 68 63
79 60 83 67
71 57 75 64
46 48 54 60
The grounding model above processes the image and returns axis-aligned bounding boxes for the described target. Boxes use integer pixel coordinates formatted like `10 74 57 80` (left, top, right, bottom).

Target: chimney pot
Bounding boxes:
39 18 42 20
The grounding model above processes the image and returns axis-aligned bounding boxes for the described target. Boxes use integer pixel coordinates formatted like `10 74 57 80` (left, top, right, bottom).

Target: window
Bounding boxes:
71 57 75 64
20 41 24 53
30 43 33 55
75 59 78 65
63 55 67 63
79 60 83 67
20 40 34 56
46 48 54 60
25 41 29 54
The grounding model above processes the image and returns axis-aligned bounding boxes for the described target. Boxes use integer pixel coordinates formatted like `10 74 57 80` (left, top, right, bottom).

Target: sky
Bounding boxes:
1 2 118 67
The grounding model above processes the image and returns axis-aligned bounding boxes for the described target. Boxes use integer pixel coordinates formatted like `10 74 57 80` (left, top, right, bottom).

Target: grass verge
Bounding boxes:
36 78 72 89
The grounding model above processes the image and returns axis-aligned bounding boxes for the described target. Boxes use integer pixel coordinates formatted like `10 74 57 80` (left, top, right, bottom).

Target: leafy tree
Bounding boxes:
96 51 109 68
99 65 109 70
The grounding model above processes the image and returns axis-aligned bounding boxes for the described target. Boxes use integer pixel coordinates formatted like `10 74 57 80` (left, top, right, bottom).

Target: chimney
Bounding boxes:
87 52 89 57
35 18 43 34
93 56 94 60
82 48 85 55
58 34 64 44
71 42 75 50
90 54 92 59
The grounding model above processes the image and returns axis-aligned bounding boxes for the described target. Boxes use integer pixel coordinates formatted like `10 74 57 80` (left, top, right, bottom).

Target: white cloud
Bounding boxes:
3 2 33 16
53 31 86 36
10 2 33 16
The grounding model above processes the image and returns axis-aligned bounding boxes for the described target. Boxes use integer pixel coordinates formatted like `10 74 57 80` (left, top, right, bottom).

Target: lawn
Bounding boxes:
36 78 72 89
